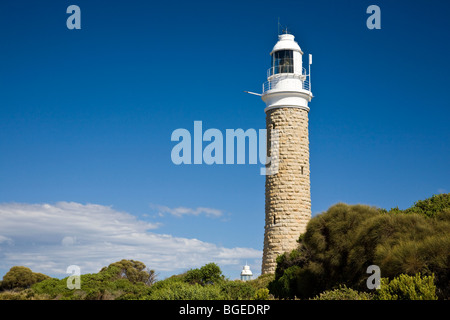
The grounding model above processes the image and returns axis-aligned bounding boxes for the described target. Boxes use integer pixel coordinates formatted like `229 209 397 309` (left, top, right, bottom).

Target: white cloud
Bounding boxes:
152 204 223 218
0 202 261 279
0 235 13 245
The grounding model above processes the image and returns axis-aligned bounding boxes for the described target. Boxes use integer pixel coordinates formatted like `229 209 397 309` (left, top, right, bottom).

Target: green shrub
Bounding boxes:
219 281 255 300
375 273 438 300
0 289 35 300
349 212 437 288
184 263 224 285
269 265 303 299
253 288 270 300
311 285 372 300
402 193 450 218
31 277 67 299
1 266 51 290
144 281 223 300
247 273 274 291
100 259 156 285
270 194 450 299
31 263 152 300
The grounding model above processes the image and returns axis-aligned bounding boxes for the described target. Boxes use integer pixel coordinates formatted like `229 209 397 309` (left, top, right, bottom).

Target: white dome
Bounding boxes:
271 34 303 55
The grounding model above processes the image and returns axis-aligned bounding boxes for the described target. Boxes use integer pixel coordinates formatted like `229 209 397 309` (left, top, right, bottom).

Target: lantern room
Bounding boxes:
268 33 303 77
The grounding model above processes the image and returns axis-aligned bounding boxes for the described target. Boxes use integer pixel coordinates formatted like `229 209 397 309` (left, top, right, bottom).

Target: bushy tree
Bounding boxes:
0 266 50 290
348 212 438 289
270 203 382 299
184 263 224 285
100 259 156 285
402 193 450 218
269 194 450 299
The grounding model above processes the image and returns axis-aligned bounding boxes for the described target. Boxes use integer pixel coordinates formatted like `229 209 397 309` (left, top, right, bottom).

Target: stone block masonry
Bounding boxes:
262 107 311 274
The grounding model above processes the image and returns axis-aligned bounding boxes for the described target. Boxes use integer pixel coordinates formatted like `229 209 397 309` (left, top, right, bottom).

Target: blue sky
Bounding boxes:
0 0 449 280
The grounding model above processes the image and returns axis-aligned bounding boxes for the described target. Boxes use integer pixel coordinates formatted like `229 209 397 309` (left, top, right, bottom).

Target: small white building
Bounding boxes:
240 264 253 281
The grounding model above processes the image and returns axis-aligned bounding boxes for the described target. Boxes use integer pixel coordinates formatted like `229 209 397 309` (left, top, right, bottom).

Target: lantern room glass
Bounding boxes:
272 50 294 74
240 275 252 281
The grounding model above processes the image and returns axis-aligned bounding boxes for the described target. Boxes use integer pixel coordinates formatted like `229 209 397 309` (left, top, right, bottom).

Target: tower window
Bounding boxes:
272 50 294 74
301 166 304 175
273 215 276 225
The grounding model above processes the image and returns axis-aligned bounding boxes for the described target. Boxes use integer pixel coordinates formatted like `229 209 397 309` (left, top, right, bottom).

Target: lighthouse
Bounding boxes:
240 264 253 281
261 33 313 274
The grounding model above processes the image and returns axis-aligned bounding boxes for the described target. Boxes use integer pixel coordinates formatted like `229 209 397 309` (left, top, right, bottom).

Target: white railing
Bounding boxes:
303 78 310 91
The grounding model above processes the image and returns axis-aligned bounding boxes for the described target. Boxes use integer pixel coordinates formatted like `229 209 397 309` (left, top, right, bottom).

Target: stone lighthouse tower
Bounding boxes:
261 33 313 274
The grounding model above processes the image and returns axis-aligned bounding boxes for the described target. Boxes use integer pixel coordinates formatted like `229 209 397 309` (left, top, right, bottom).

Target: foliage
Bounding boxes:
269 204 382 299
375 273 438 300
382 194 450 218
0 266 50 290
311 285 372 300
247 273 274 291
401 193 450 218
0 260 156 300
184 263 224 285
100 259 157 285
144 281 223 300
3 195 447 300
253 288 270 300
145 278 257 300
269 194 450 299
0 288 50 300
144 264 258 300
219 280 255 300
31 266 151 300
29 260 154 300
